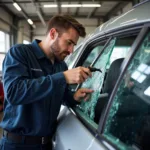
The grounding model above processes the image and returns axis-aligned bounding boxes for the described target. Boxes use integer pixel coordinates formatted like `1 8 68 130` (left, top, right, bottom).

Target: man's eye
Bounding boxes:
67 41 72 45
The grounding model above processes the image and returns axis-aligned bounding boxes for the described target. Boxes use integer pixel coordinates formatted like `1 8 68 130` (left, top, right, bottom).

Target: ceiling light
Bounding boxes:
43 4 57 8
13 2 22 11
32 24 36 29
27 19 33 25
43 3 101 8
82 4 101 7
61 4 82 7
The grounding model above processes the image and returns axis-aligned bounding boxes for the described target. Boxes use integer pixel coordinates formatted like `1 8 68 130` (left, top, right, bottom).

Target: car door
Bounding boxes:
54 37 114 150
101 27 150 150
54 24 149 150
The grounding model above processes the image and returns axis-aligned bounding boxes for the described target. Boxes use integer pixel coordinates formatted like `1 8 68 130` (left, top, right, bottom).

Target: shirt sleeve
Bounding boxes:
62 62 80 107
63 87 80 107
3 45 67 105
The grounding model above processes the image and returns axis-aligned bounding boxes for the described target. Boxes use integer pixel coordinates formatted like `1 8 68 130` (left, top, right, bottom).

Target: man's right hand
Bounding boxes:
63 67 92 84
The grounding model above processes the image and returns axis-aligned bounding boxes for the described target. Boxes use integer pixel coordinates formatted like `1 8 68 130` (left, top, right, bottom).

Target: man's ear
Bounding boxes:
49 28 58 40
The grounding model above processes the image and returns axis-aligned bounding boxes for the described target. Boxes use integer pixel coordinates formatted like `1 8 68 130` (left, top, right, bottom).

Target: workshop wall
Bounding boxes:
33 18 99 44
0 7 12 33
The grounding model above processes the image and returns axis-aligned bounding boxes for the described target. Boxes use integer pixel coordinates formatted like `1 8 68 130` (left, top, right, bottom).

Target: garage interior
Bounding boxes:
0 0 147 144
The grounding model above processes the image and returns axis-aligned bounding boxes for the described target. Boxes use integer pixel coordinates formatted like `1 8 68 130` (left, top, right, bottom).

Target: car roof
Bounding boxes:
68 1 150 67
75 1 150 49
94 1 150 35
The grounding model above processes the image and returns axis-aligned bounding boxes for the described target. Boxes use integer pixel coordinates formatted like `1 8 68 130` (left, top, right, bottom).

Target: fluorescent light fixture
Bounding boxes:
137 74 146 83
82 4 101 7
144 66 150 75
144 86 150 96
43 4 57 8
131 71 141 80
13 2 22 11
32 24 36 29
27 19 33 25
44 3 101 8
61 4 81 7
137 63 147 72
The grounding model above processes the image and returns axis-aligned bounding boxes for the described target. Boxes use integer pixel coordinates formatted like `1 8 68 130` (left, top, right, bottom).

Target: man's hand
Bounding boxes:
63 67 92 84
73 88 94 102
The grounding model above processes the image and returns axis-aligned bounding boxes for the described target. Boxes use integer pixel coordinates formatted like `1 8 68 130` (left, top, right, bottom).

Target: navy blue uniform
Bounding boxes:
0 40 77 149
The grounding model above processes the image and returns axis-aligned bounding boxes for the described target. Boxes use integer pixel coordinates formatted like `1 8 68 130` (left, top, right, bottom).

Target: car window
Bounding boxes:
108 46 130 67
75 38 116 128
69 43 106 91
82 45 104 67
103 31 150 150
75 34 137 129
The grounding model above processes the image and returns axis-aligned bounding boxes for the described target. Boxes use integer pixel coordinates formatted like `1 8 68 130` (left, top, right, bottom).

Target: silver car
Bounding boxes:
54 1 150 150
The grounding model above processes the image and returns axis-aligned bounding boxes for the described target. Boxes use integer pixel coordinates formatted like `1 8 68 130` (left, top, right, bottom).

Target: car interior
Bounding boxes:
65 30 150 149
71 34 137 123
103 31 150 150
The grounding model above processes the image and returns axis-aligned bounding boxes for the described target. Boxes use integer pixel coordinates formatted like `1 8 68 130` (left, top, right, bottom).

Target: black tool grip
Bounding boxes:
88 66 102 72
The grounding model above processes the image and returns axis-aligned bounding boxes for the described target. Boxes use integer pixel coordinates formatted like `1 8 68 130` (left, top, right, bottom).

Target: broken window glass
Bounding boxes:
82 45 104 67
103 31 150 150
75 38 116 123
69 45 105 91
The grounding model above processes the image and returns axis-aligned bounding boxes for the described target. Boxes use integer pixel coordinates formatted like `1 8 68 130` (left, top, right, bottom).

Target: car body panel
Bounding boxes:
55 1 150 150
54 107 109 150
66 2 150 70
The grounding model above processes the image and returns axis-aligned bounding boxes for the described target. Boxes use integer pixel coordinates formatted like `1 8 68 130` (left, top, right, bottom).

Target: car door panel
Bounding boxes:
54 107 107 150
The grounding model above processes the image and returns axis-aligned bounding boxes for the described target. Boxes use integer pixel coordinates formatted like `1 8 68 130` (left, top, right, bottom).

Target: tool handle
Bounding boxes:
88 66 102 72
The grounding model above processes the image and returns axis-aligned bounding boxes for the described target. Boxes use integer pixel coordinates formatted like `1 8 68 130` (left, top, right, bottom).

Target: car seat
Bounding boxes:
94 58 124 123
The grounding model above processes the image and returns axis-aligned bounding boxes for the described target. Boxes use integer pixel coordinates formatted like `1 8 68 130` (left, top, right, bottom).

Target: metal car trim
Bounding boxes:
72 22 144 69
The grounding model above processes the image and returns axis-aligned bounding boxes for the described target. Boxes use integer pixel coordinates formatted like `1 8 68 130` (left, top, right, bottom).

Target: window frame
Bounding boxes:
98 26 150 149
67 23 149 150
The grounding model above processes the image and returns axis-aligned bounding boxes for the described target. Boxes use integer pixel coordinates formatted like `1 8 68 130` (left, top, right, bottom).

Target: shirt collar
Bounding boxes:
32 39 46 59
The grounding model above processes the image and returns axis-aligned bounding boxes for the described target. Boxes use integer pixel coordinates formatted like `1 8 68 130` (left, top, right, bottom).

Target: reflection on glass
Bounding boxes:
104 32 150 150
144 86 150 96
144 66 150 74
137 63 147 72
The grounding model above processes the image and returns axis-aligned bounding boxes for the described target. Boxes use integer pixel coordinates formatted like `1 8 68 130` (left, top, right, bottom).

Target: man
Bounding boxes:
0 15 93 150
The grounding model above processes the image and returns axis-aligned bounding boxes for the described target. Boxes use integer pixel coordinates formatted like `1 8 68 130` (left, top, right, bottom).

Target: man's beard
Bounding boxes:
51 38 69 61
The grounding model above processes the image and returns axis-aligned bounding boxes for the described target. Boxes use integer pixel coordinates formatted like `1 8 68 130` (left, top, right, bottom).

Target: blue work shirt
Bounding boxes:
0 39 77 136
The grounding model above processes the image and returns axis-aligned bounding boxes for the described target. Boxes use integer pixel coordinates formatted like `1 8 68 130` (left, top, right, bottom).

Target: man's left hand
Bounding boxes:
73 88 94 102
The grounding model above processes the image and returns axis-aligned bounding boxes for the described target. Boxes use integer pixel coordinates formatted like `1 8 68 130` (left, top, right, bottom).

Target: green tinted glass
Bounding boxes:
103 32 150 150
76 38 116 122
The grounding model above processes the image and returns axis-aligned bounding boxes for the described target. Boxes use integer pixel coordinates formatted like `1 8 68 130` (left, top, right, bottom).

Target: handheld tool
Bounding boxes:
75 66 102 91
88 66 102 73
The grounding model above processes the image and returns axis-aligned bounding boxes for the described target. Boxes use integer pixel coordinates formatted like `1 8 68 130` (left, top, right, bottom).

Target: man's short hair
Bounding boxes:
46 14 86 37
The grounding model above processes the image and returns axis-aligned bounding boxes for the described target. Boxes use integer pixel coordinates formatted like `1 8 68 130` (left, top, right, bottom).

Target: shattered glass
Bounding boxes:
76 38 116 122
103 32 150 149
82 46 103 67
